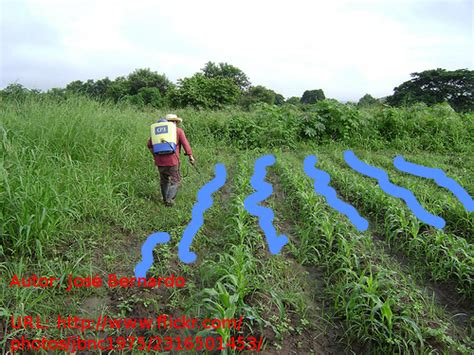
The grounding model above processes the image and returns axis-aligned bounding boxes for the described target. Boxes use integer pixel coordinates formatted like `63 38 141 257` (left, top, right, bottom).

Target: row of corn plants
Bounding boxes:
316 152 473 299
185 153 311 353
344 149 473 240
275 153 472 353
192 157 262 351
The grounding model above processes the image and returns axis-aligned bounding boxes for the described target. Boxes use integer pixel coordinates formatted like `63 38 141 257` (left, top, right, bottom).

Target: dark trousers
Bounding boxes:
158 165 180 202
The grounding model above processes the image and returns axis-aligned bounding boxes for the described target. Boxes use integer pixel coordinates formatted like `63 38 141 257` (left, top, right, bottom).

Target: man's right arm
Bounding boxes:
178 129 195 165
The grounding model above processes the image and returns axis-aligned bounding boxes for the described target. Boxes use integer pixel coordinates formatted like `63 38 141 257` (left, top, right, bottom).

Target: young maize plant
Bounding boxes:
274 155 471 353
354 151 473 240
317 154 473 299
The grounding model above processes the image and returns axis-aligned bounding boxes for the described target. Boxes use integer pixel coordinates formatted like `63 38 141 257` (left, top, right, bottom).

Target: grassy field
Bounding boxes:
1 96 473 353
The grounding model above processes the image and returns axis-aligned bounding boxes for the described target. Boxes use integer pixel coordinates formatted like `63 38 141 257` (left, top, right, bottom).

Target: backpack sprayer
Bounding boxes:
150 119 176 155
150 119 199 178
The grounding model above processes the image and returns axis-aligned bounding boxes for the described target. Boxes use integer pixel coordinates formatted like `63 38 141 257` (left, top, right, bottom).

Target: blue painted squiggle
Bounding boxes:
344 151 445 229
304 155 369 231
244 155 288 254
134 232 170 278
394 156 474 212
178 163 227 263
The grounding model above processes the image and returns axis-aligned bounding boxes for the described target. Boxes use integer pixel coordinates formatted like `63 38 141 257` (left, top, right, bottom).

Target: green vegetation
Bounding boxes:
276 154 471 352
387 68 474 112
3 65 472 113
239 85 284 109
300 89 326 105
169 73 241 110
357 94 380 108
1 94 472 353
316 148 473 297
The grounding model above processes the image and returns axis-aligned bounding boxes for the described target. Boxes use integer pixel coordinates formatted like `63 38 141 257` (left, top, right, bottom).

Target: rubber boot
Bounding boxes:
166 183 179 205
161 183 169 204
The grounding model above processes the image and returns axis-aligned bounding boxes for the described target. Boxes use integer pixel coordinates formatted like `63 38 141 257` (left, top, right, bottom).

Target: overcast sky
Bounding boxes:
1 0 472 101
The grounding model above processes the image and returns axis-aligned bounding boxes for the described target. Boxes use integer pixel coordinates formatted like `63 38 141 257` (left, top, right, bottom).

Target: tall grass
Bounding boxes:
2 97 142 257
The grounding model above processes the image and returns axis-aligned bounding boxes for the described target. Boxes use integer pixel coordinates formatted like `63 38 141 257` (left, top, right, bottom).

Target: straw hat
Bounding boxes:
165 113 183 122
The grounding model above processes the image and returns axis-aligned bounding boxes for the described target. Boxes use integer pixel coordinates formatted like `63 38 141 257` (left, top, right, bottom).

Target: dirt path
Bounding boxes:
263 172 347 354
371 232 474 329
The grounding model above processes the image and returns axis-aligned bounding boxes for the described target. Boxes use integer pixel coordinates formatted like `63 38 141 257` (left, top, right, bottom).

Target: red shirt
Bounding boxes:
147 127 193 167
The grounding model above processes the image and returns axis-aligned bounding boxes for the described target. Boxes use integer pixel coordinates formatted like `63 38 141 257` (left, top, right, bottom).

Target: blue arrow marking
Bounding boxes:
304 155 368 231
344 150 445 229
244 155 288 254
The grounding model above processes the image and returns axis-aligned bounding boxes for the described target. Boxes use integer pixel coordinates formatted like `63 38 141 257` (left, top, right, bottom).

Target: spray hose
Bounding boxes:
160 140 199 178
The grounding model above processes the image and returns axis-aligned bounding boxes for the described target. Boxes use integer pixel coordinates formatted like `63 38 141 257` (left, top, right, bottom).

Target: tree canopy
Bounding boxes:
169 73 241 109
201 61 251 91
357 94 379 107
127 68 172 96
286 96 300 105
300 89 325 104
240 85 281 109
6 63 472 113
386 68 473 112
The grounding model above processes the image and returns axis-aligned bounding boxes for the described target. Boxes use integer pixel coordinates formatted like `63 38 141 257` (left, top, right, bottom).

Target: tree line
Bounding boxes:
1 64 472 112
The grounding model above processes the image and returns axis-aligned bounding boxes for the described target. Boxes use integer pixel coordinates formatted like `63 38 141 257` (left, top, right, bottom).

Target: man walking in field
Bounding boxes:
147 113 195 206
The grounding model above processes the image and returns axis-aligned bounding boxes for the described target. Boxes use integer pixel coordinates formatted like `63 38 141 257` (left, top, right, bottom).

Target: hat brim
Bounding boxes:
167 117 182 122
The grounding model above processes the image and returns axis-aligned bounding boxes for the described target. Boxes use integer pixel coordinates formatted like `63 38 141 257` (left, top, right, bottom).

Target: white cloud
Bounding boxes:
1 0 472 100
